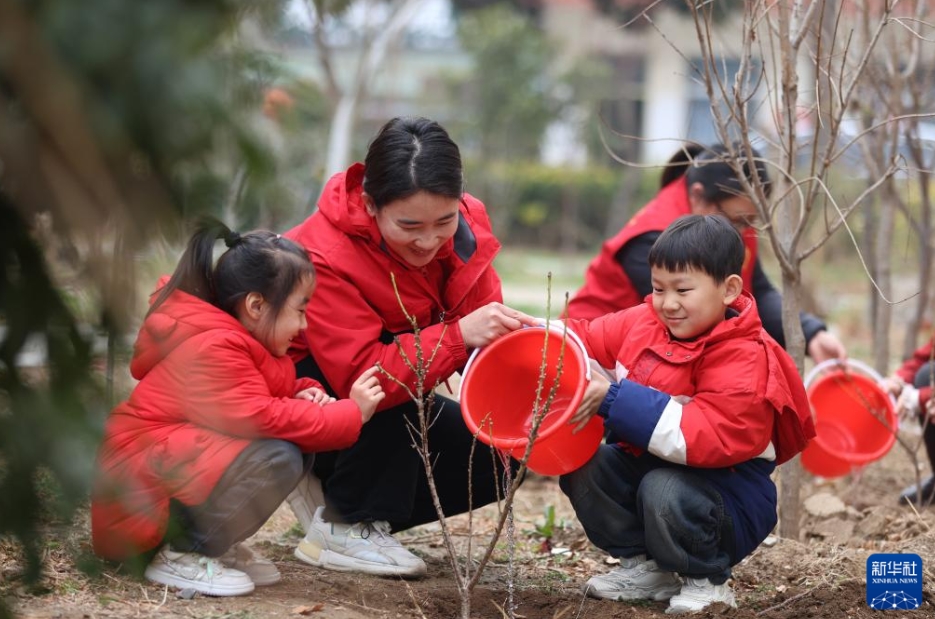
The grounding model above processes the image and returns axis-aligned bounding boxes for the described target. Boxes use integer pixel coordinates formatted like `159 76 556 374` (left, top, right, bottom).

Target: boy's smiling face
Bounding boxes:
650 266 742 340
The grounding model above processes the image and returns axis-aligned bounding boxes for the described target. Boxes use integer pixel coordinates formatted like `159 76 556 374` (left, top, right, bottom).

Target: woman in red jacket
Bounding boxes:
285 117 535 578
567 143 846 364
882 340 935 506
92 220 385 596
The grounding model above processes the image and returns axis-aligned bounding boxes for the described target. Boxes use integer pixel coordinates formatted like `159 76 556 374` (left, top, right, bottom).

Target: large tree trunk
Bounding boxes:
321 0 430 182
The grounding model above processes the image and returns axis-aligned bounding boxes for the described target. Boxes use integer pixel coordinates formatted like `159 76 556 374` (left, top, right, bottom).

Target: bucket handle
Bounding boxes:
459 320 591 400
804 358 884 389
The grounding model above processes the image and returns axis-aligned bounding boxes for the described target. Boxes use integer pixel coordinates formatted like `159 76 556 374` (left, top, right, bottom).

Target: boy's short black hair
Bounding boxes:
648 214 744 283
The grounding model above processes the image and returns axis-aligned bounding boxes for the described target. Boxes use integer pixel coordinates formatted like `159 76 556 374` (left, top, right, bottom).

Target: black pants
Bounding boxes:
167 439 307 557
297 356 516 531
912 362 935 473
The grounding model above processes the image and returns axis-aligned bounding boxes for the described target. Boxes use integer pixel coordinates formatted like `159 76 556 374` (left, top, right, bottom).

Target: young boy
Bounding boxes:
561 214 815 614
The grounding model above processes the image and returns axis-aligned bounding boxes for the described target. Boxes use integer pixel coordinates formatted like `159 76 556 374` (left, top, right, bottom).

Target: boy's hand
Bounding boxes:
569 372 611 434
295 386 336 405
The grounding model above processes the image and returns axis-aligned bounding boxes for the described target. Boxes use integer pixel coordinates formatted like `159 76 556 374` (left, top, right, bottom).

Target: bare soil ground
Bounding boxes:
3 435 934 619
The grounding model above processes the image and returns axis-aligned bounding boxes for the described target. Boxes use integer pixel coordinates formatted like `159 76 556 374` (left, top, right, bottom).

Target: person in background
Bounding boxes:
92 220 384 596
561 214 814 614
284 116 535 578
882 339 935 506
566 143 847 364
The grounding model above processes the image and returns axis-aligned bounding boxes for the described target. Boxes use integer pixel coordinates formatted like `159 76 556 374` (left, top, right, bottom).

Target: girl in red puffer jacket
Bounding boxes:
92 219 384 596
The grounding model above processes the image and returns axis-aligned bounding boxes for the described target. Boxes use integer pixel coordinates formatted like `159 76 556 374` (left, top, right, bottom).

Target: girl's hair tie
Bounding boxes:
224 230 242 248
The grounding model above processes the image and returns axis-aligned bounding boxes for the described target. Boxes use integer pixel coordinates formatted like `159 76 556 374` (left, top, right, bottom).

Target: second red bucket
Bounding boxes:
801 359 897 478
460 322 602 476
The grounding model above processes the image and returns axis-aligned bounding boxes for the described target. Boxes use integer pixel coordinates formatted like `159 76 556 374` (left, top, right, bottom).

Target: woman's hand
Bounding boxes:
458 302 537 349
807 330 847 364
568 371 611 433
295 387 336 405
349 365 385 424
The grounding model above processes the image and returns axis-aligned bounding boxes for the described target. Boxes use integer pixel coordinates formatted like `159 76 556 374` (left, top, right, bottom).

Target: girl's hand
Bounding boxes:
568 372 611 433
349 365 385 424
295 387 336 405
458 302 537 349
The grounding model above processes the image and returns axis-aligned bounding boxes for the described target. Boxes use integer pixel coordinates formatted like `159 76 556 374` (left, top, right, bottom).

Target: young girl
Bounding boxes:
91 219 384 596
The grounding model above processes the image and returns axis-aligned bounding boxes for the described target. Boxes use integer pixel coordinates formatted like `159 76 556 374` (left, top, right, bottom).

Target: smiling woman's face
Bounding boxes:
366 190 461 268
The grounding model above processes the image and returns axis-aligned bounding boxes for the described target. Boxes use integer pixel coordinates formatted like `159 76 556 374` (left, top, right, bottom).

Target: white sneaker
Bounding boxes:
220 543 281 586
144 545 255 596
287 472 325 534
584 555 682 601
294 506 427 578
665 577 737 614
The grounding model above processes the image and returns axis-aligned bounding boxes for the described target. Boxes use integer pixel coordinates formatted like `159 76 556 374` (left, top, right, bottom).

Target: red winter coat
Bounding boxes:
568 292 814 560
567 177 758 320
567 292 814 467
285 163 503 409
91 288 362 561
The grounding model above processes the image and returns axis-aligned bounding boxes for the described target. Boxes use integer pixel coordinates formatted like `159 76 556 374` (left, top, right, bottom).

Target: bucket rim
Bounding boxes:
460 324 590 448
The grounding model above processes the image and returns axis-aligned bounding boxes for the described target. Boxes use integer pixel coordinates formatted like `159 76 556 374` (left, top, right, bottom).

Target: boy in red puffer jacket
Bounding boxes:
561 214 814 614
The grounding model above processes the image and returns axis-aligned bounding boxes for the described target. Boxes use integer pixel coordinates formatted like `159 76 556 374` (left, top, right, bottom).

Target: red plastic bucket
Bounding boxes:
460 323 602 475
800 359 897 478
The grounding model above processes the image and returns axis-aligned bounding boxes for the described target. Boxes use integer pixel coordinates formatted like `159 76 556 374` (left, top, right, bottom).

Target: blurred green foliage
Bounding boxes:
466 160 651 251
0 0 294 612
446 4 560 161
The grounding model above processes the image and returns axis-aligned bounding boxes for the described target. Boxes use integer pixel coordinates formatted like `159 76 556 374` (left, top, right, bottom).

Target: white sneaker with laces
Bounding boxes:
294 506 426 578
144 545 255 596
220 542 281 586
584 555 682 601
665 577 737 614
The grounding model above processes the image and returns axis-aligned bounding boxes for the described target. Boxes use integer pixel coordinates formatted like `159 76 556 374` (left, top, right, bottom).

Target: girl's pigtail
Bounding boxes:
147 217 232 316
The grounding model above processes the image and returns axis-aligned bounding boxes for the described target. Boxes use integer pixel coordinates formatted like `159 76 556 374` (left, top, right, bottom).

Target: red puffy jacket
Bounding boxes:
91 288 362 560
567 292 815 466
285 163 503 409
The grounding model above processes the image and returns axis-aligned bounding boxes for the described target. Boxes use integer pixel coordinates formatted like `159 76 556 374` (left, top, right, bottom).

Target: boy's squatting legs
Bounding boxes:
560 444 735 601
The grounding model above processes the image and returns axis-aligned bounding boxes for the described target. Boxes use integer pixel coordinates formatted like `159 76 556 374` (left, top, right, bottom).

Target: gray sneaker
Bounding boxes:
220 543 281 586
665 577 736 614
144 545 255 596
584 555 682 602
294 506 427 578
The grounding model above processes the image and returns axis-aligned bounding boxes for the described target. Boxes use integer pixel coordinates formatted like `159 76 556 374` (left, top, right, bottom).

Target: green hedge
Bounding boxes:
466 160 658 251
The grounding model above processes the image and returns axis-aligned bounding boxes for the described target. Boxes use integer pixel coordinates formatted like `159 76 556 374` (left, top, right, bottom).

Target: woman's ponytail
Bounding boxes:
659 143 706 190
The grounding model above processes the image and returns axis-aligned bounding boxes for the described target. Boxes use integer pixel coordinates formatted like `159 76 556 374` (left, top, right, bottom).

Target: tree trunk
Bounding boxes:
871 185 896 374
320 0 430 183
778 266 807 540
324 95 359 182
